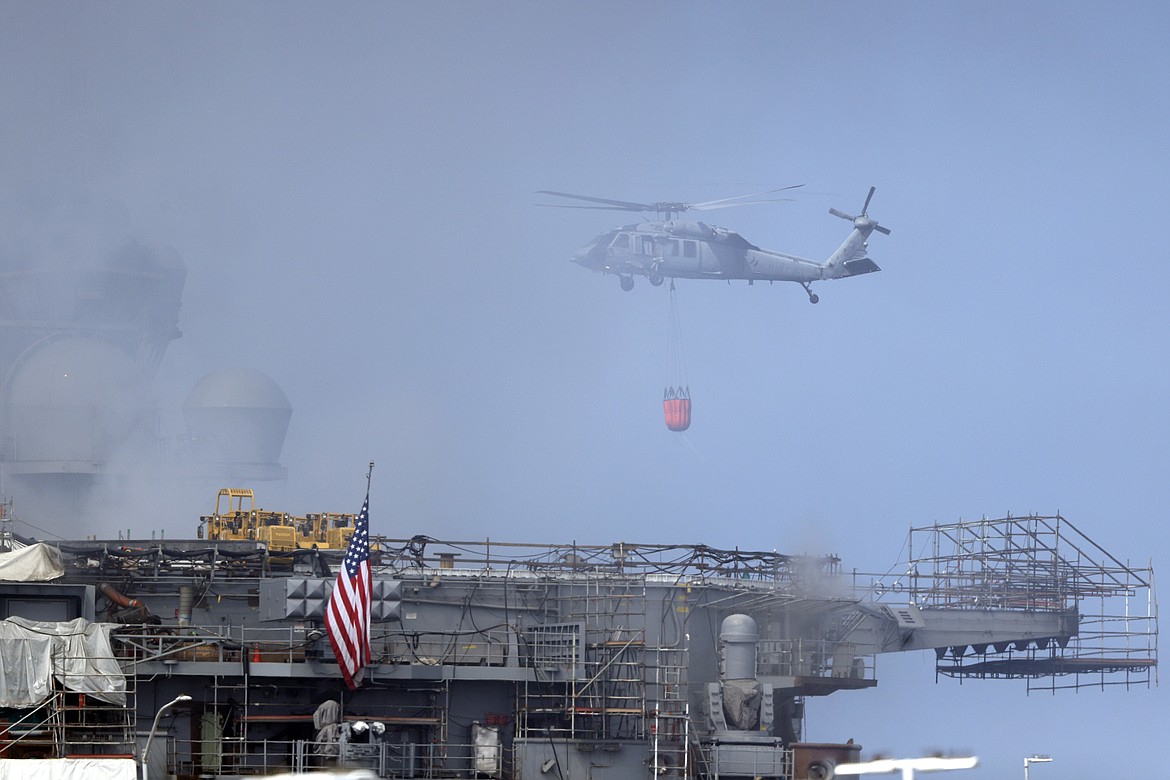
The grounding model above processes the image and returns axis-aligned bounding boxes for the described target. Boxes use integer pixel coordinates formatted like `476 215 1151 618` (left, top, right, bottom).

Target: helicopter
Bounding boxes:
538 185 890 303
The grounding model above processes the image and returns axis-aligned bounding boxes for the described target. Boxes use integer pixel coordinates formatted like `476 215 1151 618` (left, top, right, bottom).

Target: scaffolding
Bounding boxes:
898 514 1158 692
0 650 135 759
514 567 691 772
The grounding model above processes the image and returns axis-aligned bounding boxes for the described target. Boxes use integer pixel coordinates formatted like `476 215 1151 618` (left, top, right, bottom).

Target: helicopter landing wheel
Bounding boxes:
649 272 664 287
620 276 635 292
809 293 819 304
801 282 819 304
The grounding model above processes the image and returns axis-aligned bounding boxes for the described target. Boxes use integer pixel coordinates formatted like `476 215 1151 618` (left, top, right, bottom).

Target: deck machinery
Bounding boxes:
0 513 1157 780
198 488 360 551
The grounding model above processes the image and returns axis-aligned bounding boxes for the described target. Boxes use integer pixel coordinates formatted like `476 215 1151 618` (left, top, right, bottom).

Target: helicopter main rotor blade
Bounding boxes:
691 197 799 211
536 190 654 212
536 203 645 212
539 185 803 216
690 184 804 210
874 224 892 235
828 207 857 221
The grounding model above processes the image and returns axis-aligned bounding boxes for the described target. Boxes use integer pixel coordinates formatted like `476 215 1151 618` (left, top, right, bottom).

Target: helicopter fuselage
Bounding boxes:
572 219 877 290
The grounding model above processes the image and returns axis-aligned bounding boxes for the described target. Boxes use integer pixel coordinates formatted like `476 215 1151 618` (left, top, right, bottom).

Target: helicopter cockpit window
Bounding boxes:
683 240 697 258
612 233 630 249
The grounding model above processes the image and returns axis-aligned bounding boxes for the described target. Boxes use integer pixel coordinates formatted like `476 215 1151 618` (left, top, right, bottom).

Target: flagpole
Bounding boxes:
366 461 374 495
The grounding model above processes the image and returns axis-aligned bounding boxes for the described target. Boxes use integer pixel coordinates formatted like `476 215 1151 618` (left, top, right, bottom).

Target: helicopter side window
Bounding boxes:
683 240 697 258
612 233 630 249
640 236 655 255
669 240 680 256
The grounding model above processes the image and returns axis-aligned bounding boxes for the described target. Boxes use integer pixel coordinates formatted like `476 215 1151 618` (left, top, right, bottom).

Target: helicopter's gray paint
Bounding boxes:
553 187 889 302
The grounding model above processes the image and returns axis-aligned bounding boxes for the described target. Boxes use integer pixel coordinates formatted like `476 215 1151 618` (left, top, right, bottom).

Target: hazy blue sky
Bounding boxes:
2 2 1166 777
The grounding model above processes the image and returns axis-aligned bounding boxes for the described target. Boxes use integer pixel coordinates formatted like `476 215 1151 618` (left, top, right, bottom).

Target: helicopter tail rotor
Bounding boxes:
830 186 891 235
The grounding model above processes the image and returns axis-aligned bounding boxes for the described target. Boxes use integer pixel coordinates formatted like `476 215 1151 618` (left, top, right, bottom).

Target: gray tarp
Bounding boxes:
0 617 125 707
0 544 64 582
721 679 762 731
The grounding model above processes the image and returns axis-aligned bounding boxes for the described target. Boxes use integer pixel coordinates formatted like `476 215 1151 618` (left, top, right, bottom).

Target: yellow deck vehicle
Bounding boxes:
198 489 360 551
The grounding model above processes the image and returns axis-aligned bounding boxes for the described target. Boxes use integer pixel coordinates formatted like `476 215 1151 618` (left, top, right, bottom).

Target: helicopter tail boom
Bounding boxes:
822 229 880 278
823 187 889 278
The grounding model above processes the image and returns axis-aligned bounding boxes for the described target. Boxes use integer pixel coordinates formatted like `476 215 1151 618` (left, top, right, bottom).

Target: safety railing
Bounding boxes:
756 639 875 682
172 738 487 778
114 623 517 669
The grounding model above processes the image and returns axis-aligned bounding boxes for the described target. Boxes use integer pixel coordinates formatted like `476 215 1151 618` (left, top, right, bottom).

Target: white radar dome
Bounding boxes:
5 337 151 463
183 367 291 465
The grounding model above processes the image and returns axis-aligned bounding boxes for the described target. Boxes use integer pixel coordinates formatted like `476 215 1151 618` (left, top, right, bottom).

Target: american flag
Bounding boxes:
325 493 372 689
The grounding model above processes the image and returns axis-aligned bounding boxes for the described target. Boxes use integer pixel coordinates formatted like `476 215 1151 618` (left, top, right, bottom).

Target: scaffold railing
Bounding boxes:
905 515 1149 609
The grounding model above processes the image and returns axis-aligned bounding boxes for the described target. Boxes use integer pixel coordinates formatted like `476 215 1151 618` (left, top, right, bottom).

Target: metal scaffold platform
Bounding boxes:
888 514 1157 693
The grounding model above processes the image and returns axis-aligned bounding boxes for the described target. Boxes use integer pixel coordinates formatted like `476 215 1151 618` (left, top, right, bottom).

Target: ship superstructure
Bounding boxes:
0 511 1157 780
